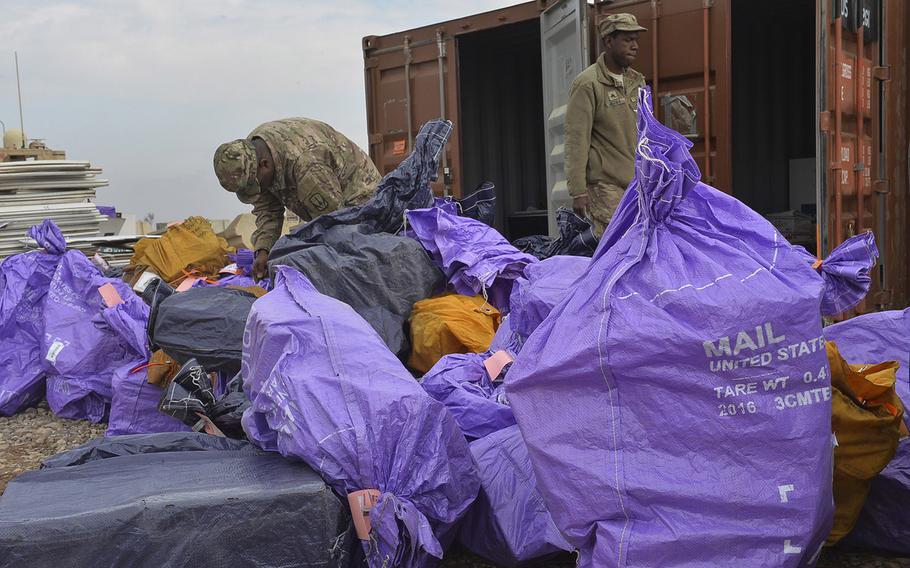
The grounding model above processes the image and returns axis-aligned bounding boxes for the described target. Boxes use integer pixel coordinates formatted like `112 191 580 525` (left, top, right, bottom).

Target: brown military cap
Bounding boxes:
213 139 260 198
598 13 648 38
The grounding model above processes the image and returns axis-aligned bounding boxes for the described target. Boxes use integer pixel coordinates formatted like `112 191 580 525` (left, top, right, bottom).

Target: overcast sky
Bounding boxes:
1 0 518 223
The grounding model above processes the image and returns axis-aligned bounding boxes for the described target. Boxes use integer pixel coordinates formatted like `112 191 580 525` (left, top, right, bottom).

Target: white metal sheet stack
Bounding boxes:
0 160 109 259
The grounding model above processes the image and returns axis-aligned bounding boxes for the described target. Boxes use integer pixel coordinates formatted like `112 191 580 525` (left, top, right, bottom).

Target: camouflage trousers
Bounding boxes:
586 181 625 236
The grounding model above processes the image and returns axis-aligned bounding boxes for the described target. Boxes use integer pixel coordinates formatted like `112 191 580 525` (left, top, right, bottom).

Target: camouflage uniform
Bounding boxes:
214 118 381 252
565 14 646 236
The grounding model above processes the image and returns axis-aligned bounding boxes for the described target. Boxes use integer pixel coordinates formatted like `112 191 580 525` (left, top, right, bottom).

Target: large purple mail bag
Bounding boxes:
241 266 479 568
507 88 833 568
824 308 909 430
102 296 190 436
43 252 139 422
458 425 572 567
420 352 514 440
0 221 66 415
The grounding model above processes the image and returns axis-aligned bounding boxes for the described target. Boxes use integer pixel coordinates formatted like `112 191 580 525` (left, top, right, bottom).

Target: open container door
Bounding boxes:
540 0 589 236
819 0 893 312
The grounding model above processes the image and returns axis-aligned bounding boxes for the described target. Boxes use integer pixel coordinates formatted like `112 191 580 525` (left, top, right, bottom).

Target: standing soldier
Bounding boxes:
565 13 647 236
214 118 382 278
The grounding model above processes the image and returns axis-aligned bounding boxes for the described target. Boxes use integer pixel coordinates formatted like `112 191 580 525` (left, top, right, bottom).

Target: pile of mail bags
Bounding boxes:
0 221 156 424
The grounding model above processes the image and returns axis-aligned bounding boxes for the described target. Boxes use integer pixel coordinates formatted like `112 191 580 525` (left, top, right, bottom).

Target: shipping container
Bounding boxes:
363 0 908 309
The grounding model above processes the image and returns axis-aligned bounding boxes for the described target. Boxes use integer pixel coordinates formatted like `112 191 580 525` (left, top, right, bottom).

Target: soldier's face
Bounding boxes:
256 159 275 190
607 32 639 68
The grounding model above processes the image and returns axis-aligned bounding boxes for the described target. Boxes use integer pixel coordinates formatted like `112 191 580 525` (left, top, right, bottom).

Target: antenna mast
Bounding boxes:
15 51 25 148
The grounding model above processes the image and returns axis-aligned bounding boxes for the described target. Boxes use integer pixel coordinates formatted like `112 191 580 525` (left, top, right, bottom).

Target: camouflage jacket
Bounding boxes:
565 54 644 197
240 118 381 251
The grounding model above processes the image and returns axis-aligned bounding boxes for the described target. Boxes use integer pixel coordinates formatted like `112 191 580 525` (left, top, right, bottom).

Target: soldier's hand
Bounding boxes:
252 249 269 280
572 195 589 217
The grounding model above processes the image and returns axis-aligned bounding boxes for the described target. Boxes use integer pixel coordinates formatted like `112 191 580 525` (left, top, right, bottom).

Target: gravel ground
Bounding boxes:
1 407 908 568
0 401 106 494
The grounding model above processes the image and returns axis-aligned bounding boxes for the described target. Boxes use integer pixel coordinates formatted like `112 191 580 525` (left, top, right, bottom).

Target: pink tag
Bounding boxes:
166 220 183 228
176 277 200 292
97 283 124 308
195 413 225 437
484 350 514 380
347 489 381 540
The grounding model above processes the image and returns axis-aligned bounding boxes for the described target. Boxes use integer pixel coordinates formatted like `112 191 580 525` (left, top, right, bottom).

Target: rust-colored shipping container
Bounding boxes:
363 0 908 309
363 2 551 238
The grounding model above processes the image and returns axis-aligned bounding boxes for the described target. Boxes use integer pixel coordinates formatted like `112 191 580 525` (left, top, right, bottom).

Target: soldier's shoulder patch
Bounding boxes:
309 192 329 211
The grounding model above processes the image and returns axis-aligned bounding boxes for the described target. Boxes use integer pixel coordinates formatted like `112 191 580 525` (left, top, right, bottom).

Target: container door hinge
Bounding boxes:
873 179 890 194
873 65 891 81
819 111 831 133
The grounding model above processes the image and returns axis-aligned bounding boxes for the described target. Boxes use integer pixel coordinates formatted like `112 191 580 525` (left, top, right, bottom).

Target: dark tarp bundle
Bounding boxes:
458 425 572 567
41 432 254 468
159 360 250 438
242 267 479 568
0 433 354 568
269 120 453 261
507 88 834 567
405 206 537 311
843 438 910 555
150 286 258 373
140 277 175 307
434 181 496 227
455 181 496 226
271 226 444 358
824 308 910 430
209 372 251 437
158 359 216 428
0 221 65 415
420 351 514 441
512 208 598 260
